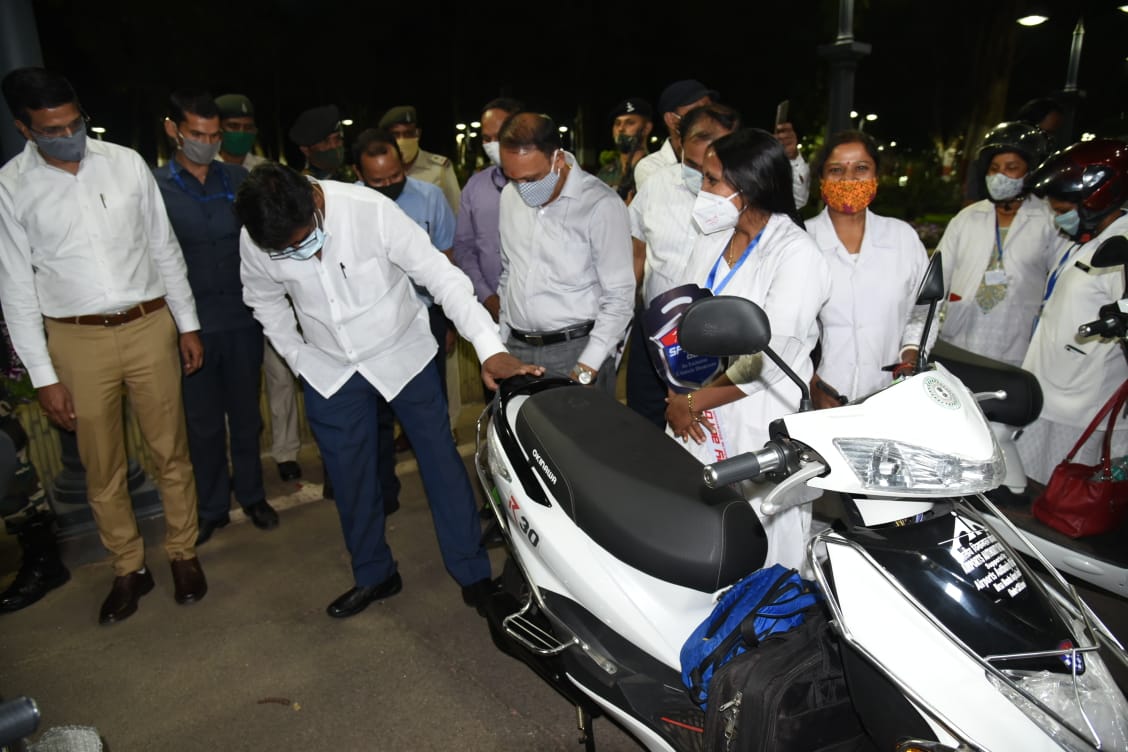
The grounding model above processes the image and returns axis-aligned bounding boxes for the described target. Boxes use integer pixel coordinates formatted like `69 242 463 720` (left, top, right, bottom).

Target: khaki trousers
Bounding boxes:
45 308 198 574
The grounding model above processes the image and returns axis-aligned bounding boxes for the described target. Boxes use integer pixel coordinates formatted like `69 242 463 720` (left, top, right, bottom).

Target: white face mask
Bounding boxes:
692 191 741 234
483 141 501 166
986 172 1025 202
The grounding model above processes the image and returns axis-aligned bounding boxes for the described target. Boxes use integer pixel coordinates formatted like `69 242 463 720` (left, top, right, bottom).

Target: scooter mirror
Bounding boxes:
1090 235 1128 269
679 296 771 357
915 252 945 306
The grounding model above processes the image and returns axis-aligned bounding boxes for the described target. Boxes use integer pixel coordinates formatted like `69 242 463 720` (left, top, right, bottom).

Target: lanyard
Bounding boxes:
169 160 235 203
1043 242 1081 303
994 215 1004 264
705 228 764 294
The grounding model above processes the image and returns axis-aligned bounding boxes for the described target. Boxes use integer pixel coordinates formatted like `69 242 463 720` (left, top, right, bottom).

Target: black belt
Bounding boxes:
510 321 595 347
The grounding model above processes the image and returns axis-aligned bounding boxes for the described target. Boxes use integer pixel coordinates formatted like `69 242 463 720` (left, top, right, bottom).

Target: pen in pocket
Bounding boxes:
1065 344 1087 355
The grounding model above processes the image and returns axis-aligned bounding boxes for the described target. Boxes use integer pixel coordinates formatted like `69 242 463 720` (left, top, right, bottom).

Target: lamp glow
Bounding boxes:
1017 14 1048 26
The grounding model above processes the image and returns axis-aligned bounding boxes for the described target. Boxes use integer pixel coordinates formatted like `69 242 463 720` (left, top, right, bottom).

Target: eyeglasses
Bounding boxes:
269 213 324 259
29 113 90 139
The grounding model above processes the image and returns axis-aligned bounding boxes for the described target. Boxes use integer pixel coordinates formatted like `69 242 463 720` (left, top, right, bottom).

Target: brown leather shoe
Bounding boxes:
170 557 207 604
98 568 155 625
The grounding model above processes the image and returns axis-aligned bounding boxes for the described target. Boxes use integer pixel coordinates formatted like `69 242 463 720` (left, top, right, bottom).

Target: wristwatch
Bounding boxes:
575 365 596 385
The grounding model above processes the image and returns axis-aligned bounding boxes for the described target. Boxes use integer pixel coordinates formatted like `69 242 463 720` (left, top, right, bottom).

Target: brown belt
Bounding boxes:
46 297 167 327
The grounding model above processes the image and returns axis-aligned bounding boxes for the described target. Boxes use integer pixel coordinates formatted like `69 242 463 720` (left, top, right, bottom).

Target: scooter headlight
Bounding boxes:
833 438 1005 494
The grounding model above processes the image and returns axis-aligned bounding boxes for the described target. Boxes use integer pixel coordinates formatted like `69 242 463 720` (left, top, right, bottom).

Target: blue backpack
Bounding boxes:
680 564 821 707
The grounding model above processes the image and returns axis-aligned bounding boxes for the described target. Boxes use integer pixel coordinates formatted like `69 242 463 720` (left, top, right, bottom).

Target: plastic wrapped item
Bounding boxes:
28 726 103 752
993 665 1128 751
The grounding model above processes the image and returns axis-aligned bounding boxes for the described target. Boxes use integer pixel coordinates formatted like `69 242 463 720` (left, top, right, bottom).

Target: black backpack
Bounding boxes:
702 605 868 752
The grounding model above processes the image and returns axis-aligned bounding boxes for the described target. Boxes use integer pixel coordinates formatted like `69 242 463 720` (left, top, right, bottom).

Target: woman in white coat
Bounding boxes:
1018 139 1128 485
665 128 831 573
804 130 931 408
934 121 1063 367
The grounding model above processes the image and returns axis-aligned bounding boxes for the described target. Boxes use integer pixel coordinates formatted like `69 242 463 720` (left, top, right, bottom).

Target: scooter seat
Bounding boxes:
513 384 767 593
929 341 1043 427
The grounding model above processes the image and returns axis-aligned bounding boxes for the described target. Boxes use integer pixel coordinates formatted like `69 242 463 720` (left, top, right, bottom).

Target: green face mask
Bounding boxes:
221 130 257 157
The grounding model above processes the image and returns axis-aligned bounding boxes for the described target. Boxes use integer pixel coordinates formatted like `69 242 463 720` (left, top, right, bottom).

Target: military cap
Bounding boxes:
378 105 417 129
288 105 342 146
215 93 254 119
609 97 652 121
657 80 719 116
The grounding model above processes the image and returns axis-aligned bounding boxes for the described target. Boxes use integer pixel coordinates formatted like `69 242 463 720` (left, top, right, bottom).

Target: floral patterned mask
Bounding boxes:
821 178 877 214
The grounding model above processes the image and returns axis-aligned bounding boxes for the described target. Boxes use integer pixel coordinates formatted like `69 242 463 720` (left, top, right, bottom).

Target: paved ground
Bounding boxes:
3 401 1127 751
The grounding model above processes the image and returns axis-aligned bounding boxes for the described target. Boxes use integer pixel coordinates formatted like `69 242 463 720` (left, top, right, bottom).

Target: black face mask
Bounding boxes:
368 179 406 201
616 133 641 154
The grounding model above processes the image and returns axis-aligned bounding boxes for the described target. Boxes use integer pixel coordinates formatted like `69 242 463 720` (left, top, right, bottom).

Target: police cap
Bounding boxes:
288 105 341 146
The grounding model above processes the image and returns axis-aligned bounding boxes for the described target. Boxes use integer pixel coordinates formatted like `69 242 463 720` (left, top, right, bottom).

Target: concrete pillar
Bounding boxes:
0 0 44 163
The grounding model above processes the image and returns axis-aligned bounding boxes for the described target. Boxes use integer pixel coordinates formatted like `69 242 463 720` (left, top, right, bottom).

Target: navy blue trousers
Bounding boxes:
181 325 265 521
625 307 669 429
303 364 489 588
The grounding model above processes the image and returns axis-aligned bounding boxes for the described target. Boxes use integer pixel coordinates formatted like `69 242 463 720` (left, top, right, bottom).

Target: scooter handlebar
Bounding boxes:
704 444 785 488
0 696 39 746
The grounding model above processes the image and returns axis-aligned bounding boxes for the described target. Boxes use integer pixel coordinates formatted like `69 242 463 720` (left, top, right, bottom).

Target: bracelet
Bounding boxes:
687 391 697 417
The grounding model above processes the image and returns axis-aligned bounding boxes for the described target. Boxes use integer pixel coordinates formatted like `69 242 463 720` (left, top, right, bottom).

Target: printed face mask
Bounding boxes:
515 150 561 208
986 172 1025 202
483 141 501 166
821 178 877 214
1053 208 1081 239
692 190 741 234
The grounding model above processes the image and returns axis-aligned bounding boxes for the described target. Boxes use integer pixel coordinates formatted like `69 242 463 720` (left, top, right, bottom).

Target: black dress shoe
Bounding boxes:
245 500 280 530
99 568 155 625
277 461 302 482
196 514 230 546
170 557 207 604
326 572 402 618
461 578 499 616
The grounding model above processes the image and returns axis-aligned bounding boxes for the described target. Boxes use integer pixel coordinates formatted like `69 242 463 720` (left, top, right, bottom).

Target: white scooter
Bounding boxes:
930 236 1128 600
473 254 1128 751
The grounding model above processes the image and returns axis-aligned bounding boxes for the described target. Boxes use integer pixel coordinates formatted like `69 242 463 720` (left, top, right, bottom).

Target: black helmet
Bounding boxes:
1031 138 1128 242
977 121 1050 171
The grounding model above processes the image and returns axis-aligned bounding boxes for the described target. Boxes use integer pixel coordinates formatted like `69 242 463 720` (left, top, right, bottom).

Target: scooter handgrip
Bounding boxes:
1078 317 1124 339
704 452 763 488
0 696 39 746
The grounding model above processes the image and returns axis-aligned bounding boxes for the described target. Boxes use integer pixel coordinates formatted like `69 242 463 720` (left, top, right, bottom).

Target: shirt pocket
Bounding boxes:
540 240 593 292
98 190 146 247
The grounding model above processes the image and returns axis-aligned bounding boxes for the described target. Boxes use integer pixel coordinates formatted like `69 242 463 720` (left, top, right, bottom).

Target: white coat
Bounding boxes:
675 213 831 574
806 208 930 401
935 196 1063 366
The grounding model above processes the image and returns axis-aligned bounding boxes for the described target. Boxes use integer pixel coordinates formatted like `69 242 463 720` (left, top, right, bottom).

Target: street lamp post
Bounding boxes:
818 0 872 139
1058 18 1085 145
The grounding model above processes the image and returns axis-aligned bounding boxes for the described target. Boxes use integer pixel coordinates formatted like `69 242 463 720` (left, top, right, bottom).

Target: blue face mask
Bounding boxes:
1053 208 1081 239
515 149 561 207
270 218 325 260
682 164 703 195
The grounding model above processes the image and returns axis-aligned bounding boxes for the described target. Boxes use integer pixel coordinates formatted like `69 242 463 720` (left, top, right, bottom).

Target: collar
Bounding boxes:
553 151 583 203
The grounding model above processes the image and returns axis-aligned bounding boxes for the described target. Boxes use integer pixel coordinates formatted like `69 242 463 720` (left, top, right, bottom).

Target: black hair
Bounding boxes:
1015 97 1064 127
712 128 802 228
352 127 402 164
1 67 79 125
812 129 881 179
498 112 561 156
678 103 742 145
167 89 219 126
234 163 316 251
482 97 524 117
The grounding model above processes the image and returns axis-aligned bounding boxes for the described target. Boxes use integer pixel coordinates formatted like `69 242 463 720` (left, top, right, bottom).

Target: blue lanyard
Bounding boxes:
705 228 764 294
994 216 1004 264
1043 242 1080 303
169 159 235 203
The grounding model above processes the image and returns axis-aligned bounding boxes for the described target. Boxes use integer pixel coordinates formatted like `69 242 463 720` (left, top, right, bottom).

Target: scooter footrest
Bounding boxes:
503 597 574 656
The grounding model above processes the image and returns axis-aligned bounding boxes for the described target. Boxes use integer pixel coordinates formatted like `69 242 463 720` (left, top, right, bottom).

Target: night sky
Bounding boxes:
24 0 1128 172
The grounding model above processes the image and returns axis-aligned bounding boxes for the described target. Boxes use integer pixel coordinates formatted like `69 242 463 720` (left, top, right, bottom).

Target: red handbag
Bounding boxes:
1032 379 1128 538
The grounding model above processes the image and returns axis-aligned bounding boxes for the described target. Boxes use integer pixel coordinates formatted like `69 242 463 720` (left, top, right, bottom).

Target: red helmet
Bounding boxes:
1031 139 1128 238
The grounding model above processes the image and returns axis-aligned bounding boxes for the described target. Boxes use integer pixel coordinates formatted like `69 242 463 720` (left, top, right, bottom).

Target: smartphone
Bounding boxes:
774 100 790 127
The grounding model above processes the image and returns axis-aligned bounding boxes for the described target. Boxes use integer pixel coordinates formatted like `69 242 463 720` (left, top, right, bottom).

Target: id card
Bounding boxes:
984 269 1008 286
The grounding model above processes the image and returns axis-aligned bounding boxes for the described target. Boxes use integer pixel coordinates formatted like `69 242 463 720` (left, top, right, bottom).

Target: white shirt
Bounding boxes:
806 208 931 400
1022 213 1128 428
498 151 635 369
790 155 810 210
240 181 504 400
629 161 699 305
0 138 199 387
633 139 677 190
936 196 1063 366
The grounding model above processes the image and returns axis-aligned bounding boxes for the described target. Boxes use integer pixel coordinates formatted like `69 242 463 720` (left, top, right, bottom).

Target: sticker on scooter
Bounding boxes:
950 520 1027 598
923 375 960 410
508 495 540 548
530 448 558 485
1057 640 1086 673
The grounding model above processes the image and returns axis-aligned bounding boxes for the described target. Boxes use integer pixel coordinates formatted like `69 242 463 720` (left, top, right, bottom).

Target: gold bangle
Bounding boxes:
687 391 696 416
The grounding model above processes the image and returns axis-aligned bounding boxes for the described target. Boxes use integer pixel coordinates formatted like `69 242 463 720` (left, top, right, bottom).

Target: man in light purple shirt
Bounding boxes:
452 98 523 324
